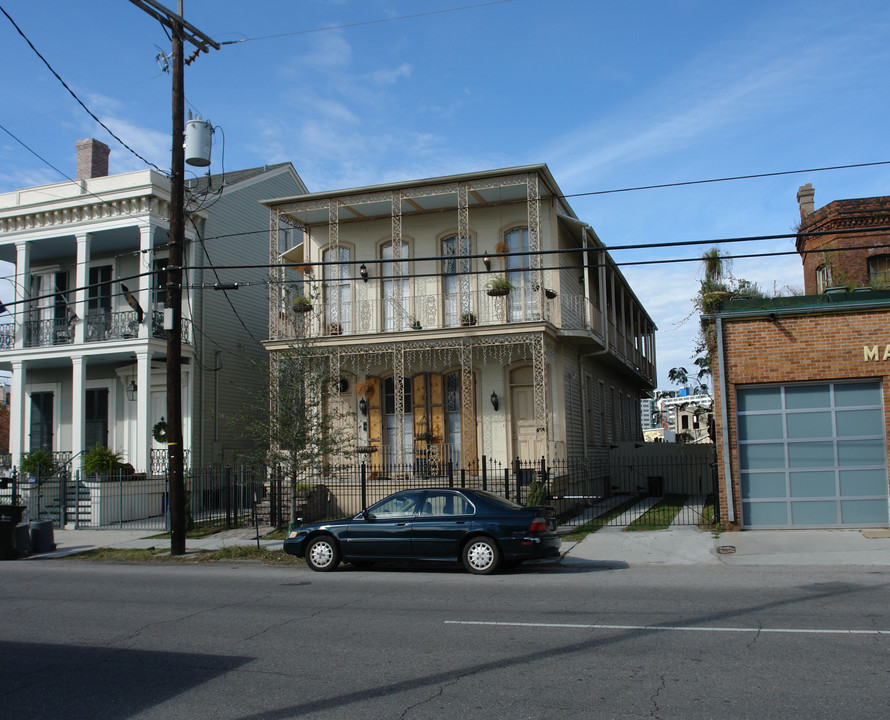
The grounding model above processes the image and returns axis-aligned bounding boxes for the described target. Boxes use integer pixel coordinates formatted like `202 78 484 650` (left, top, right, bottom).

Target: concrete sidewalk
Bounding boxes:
16 524 890 566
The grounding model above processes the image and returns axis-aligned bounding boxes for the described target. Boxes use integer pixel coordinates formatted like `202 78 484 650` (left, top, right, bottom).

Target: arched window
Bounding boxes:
384 375 413 464
505 227 535 321
442 235 473 327
382 241 410 331
323 246 351 334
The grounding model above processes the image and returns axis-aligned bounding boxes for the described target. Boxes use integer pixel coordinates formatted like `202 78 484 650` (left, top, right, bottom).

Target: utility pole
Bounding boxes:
129 0 218 555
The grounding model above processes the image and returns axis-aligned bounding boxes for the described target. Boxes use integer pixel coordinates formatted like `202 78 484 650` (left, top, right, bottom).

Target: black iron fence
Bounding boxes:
266 447 719 531
0 465 266 531
0 446 717 532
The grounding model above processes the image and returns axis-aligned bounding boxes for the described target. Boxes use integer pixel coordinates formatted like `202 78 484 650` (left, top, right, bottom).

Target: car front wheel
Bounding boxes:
305 535 341 572
463 536 501 575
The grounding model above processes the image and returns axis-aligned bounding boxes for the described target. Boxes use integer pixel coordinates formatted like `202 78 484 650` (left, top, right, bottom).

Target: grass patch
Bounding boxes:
561 495 641 542
626 494 687 531
698 501 723 534
62 546 301 565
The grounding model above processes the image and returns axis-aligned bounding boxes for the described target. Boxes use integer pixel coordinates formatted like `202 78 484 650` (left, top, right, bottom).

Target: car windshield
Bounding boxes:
473 491 525 510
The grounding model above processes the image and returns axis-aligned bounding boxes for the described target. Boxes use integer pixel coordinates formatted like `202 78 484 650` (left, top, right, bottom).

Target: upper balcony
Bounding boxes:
276 287 654 383
0 310 193 351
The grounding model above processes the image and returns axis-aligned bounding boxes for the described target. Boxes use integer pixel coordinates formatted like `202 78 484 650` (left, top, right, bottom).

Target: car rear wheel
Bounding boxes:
305 535 341 572
463 536 501 575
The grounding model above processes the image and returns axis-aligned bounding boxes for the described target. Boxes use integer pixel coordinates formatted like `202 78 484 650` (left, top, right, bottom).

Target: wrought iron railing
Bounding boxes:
25 318 74 347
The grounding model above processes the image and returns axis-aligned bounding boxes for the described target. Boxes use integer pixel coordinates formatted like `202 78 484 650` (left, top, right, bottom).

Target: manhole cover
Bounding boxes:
716 545 736 555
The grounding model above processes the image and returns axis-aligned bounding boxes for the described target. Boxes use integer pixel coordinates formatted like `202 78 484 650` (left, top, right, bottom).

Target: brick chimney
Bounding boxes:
797 183 815 221
75 138 110 179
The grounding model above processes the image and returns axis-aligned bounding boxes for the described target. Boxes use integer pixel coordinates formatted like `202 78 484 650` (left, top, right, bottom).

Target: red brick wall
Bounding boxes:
713 308 890 528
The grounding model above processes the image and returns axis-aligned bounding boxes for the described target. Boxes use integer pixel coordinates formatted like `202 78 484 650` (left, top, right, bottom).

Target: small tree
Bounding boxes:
233 340 353 526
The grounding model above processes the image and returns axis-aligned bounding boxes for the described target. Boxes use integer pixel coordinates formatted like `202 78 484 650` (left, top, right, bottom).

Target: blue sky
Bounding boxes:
2 0 889 388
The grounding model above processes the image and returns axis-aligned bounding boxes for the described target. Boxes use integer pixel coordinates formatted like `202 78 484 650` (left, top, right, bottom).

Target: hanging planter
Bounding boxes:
494 241 508 254
293 296 312 313
545 288 557 299
411 320 422 330
486 277 513 297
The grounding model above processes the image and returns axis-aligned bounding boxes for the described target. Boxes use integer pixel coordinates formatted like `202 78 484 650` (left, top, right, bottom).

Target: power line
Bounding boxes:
219 0 515 45
0 4 169 176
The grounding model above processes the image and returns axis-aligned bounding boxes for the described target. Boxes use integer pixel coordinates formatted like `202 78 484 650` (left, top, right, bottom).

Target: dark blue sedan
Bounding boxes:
283 488 561 574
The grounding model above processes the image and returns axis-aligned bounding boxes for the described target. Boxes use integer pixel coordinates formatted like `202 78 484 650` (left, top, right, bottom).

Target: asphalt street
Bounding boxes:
3 559 889 719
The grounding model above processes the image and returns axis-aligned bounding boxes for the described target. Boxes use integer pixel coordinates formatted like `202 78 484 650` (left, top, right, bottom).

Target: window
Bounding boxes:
29 392 53 452
323 246 351 334
505 227 534 322
85 388 109 449
445 371 462 457
384 376 413 462
868 254 890 289
30 271 69 345
369 490 422 517
815 264 832 293
382 241 410 331
442 235 473 327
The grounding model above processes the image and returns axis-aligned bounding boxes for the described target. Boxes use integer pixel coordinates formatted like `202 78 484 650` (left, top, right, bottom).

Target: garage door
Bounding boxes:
738 380 888 528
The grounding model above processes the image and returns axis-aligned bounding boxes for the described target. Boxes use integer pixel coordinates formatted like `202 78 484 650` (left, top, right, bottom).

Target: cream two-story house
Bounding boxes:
264 165 655 474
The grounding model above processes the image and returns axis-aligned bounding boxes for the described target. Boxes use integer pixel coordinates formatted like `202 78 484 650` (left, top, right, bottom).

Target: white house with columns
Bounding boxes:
0 139 304 473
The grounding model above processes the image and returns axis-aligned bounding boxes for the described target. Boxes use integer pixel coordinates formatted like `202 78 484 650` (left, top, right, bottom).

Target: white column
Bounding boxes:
10 361 25 466
14 242 30 349
136 349 151 471
138 225 152 339
71 356 85 459
74 233 91 344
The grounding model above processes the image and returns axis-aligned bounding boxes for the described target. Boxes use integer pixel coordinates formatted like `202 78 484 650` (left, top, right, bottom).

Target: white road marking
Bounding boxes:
445 620 890 635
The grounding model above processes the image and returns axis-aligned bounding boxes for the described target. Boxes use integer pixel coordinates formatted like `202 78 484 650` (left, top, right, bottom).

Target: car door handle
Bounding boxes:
455 521 466 525
397 522 408 526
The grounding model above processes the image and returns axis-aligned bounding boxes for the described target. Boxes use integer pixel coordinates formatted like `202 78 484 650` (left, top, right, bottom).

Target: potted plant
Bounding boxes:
293 296 312 313
486 276 513 297
544 288 557 299
411 320 422 330
495 241 508 254
20 449 57 480
82 445 126 478
328 323 343 336
460 312 477 326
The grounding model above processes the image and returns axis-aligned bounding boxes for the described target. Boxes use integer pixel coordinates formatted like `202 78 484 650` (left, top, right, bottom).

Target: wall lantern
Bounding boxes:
490 390 499 411
125 380 137 402
359 263 368 282
358 397 368 416
482 254 491 272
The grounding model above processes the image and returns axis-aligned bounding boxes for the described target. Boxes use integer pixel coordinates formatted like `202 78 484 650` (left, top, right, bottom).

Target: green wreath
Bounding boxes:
152 418 168 444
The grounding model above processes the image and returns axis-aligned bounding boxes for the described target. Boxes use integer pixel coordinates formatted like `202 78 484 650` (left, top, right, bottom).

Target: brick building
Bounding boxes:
796 183 890 294
709 187 890 530
711 292 890 529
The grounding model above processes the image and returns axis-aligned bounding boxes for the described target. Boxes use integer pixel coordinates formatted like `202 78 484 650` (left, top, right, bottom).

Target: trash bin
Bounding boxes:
13 523 32 557
30 520 56 553
0 505 25 560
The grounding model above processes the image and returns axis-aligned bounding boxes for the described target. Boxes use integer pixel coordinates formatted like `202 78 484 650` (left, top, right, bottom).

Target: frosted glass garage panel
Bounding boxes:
839 469 888 496
791 501 837 525
789 471 836 498
741 472 786 498
743 501 787 526
837 439 885 467
836 409 883 437
737 387 781 412
787 441 835 468
841 500 888 525
738 414 782 441
785 385 830 409
786 412 832 439
834 381 881 407
740 443 785 469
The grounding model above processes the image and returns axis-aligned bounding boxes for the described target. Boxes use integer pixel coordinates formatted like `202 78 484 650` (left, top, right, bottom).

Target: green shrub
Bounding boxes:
82 445 126 476
21 449 57 477
527 478 547 506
